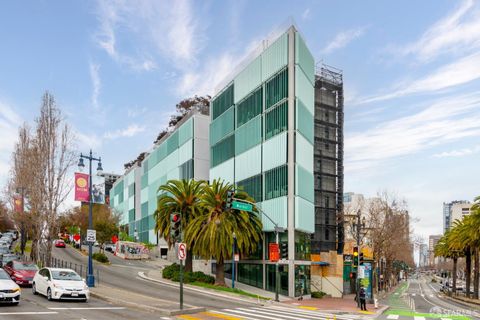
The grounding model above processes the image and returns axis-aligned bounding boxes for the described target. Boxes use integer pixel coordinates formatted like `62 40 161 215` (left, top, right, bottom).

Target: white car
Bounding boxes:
0 269 21 305
32 268 89 302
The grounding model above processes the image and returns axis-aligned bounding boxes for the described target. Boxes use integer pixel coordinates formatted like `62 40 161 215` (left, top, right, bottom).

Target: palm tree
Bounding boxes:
467 202 480 299
154 179 206 272
435 230 463 296
185 179 263 286
450 220 472 298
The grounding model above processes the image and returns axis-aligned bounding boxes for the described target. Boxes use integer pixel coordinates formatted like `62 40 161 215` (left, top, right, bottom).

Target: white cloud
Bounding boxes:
397 0 480 62
127 107 147 118
301 8 311 20
321 26 366 54
89 62 101 109
346 93 480 171
104 124 145 140
433 145 480 158
358 51 480 104
0 101 22 181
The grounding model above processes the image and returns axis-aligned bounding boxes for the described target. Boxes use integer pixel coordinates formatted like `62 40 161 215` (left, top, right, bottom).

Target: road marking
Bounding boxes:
441 318 452 320
411 293 416 296
414 317 425 320
0 312 58 315
429 294 433 297
203 311 244 320
225 309 281 320
299 306 318 310
177 315 201 320
48 307 126 310
387 315 399 319
394 292 399 295
265 305 361 319
420 294 425 297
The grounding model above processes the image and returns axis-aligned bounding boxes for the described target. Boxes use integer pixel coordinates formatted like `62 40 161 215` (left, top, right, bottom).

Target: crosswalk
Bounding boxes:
177 305 371 320
386 316 454 320
393 292 440 298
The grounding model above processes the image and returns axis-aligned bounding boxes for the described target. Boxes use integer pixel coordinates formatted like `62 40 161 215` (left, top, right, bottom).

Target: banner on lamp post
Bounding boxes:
74 173 90 202
13 195 23 213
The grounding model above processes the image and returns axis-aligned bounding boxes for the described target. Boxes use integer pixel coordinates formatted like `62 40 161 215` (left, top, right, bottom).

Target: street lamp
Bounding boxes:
232 232 236 289
78 150 103 288
352 210 366 307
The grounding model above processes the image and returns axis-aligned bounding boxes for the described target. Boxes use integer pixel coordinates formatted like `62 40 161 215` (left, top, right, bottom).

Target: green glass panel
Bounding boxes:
167 131 179 154
236 87 262 128
235 115 262 155
265 101 287 140
141 202 148 218
210 106 234 146
157 143 168 163
128 209 135 222
296 165 314 203
296 99 314 144
211 134 235 167
178 118 193 146
265 68 288 110
128 183 135 197
236 174 262 203
264 165 288 200
262 32 288 82
234 56 262 103
212 84 234 120
295 32 315 85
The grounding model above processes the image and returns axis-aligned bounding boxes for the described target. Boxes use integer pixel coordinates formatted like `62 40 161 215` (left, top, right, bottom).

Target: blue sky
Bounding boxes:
0 0 479 239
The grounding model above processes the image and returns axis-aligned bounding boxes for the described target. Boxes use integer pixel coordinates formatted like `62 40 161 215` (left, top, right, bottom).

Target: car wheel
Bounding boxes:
47 288 52 301
12 302 19 306
82 298 88 303
32 283 38 295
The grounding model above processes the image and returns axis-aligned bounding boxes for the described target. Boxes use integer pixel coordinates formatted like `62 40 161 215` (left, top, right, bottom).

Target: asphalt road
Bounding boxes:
51 246 256 310
0 289 162 320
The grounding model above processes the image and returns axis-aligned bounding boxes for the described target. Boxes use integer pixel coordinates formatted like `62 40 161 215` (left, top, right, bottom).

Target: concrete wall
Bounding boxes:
311 275 343 298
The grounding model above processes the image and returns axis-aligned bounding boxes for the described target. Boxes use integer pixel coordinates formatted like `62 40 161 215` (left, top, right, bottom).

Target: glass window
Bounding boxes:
265 68 288 109
265 102 287 140
212 84 234 120
295 265 311 297
128 183 135 197
52 270 82 281
180 159 194 180
211 134 235 167
295 231 311 261
236 174 262 203
264 165 288 200
266 264 289 296
237 87 262 128
237 263 263 289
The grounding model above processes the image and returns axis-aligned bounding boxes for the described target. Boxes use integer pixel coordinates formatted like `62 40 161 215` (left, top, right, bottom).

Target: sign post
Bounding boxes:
86 229 96 243
177 241 186 310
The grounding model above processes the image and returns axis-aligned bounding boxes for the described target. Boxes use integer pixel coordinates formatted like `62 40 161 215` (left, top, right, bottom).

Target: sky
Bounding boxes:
0 0 479 240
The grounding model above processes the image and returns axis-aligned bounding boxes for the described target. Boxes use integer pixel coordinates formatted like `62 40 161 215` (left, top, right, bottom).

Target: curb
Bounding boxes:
138 271 267 305
90 289 206 316
442 295 480 310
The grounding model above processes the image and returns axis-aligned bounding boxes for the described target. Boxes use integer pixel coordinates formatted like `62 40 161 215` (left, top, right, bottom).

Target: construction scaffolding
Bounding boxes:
312 63 344 254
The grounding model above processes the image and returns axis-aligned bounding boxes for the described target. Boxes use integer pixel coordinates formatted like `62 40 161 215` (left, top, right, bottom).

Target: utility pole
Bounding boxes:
356 210 361 308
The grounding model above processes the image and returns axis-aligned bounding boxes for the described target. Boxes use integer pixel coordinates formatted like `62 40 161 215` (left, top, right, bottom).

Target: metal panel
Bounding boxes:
295 165 314 203
262 132 287 171
295 32 315 85
210 157 234 184
167 167 180 181
295 65 314 115
178 118 193 147
262 32 288 82
234 55 262 103
178 138 193 165
257 196 288 231
296 98 314 144
210 106 234 146
295 196 315 233
235 144 261 182
296 133 313 173
235 115 262 155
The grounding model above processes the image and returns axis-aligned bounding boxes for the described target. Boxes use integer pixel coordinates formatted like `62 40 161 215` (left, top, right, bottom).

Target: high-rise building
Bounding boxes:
312 65 344 254
428 234 442 266
209 25 315 297
443 200 470 232
111 111 210 250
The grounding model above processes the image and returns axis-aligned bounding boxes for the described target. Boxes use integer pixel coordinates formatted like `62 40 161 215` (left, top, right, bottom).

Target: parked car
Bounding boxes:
32 268 89 302
54 240 66 248
0 254 20 267
0 268 21 305
104 243 116 253
0 247 10 256
4 261 38 286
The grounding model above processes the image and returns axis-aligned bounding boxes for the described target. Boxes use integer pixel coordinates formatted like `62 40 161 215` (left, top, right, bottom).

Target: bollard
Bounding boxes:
374 298 378 309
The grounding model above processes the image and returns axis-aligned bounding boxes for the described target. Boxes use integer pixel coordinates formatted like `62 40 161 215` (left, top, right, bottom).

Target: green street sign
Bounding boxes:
231 201 253 212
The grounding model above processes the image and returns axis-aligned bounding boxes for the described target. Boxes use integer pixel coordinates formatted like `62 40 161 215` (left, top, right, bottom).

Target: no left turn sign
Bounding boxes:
178 243 186 261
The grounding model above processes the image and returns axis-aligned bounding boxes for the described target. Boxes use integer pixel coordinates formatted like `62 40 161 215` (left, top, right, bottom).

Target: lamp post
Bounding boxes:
353 210 366 307
232 232 236 289
78 149 103 288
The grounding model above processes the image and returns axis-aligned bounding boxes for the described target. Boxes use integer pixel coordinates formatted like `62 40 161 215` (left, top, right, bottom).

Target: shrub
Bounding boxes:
162 264 214 284
92 252 109 263
162 263 180 279
431 278 437 283
311 291 327 299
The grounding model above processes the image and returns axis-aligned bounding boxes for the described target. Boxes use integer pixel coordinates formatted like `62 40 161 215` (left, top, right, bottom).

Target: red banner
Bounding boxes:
13 195 23 213
75 172 90 202
269 243 279 262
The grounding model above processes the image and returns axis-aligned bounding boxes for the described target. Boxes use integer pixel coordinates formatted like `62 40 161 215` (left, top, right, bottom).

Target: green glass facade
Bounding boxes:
209 26 315 297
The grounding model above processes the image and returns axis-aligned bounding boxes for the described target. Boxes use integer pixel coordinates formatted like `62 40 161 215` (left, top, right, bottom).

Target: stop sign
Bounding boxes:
111 235 118 244
73 234 81 242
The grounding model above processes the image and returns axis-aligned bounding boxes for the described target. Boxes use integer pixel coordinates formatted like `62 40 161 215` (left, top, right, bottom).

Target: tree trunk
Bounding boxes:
466 248 472 298
185 251 193 273
30 239 38 263
474 248 479 299
452 257 457 297
215 261 226 286
20 224 26 255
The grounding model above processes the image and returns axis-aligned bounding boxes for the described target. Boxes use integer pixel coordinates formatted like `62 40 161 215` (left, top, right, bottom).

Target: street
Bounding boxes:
377 275 480 320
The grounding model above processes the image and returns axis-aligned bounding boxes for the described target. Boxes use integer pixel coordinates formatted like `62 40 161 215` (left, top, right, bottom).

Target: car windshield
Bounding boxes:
3 255 17 262
0 270 10 280
0 248 10 253
51 270 82 281
15 262 38 270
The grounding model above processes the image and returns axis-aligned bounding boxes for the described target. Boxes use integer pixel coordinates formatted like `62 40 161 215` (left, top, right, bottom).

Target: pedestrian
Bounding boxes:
359 286 367 311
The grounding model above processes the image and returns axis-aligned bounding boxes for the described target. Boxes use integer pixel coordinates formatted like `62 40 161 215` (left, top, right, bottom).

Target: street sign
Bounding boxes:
269 243 279 262
358 265 365 279
231 201 253 212
178 242 186 261
234 254 239 262
73 234 81 242
86 229 96 243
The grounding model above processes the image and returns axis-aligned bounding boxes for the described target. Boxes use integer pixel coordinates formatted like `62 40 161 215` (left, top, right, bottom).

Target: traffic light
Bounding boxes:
359 252 364 265
280 242 288 259
170 213 181 241
353 247 359 266
226 189 235 209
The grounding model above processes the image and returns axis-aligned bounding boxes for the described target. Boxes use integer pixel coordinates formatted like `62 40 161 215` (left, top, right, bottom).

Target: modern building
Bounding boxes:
419 243 428 268
443 200 470 232
428 234 442 267
209 25 315 298
110 111 210 251
451 201 472 225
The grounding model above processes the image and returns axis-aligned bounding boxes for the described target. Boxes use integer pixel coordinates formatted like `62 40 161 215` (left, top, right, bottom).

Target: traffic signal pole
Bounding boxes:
356 211 361 308
275 230 280 302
